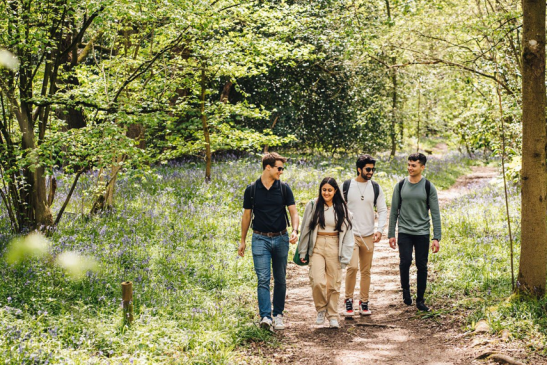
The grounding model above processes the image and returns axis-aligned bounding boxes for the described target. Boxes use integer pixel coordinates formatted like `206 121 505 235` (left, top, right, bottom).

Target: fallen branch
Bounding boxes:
353 323 399 328
475 351 525 365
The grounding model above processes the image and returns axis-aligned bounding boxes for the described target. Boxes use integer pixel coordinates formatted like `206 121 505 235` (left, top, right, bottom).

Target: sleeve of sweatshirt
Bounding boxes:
429 184 442 241
388 183 400 238
298 201 314 256
376 185 388 234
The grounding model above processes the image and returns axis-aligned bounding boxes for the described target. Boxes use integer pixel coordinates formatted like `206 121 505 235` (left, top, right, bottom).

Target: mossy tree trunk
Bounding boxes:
518 0 546 296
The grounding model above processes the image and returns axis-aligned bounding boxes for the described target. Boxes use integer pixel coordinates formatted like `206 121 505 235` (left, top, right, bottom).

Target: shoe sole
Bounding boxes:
359 311 372 316
329 324 340 328
344 311 355 317
274 325 285 330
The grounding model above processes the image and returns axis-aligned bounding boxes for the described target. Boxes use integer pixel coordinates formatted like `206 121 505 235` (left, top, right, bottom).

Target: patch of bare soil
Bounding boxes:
241 168 544 365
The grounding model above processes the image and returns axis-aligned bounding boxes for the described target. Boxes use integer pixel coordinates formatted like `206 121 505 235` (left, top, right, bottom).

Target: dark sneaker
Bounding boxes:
359 301 371 316
403 289 412 306
416 300 431 312
344 298 354 317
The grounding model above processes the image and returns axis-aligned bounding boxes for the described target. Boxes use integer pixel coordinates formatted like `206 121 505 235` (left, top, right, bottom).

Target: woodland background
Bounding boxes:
0 0 545 363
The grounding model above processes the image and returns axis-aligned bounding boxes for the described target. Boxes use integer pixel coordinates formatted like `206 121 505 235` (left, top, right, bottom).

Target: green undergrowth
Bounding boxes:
0 152 474 363
428 181 546 356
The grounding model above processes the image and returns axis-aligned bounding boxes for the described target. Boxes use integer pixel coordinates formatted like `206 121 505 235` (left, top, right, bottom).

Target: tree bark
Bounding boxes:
201 67 211 182
518 0 546 296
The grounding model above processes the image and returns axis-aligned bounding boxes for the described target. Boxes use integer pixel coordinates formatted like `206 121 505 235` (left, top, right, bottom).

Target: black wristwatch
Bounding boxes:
293 229 299 234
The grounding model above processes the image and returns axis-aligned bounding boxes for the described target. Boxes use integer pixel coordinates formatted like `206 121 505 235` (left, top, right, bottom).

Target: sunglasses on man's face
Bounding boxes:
364 167 376 173
275 166 284 171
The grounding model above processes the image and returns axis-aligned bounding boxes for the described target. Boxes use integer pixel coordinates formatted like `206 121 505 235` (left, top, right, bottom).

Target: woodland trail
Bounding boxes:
243 166 522 365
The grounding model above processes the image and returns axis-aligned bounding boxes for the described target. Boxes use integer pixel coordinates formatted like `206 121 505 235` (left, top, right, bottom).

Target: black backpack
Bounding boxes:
342 179 380 209
397 178 431 215
249 178 290 228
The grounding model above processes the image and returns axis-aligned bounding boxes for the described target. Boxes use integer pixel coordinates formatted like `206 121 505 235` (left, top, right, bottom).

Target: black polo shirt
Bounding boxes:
243 178 295 233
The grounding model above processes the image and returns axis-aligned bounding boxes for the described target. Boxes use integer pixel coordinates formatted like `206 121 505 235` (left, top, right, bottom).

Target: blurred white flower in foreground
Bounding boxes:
0 49 19 71
56 251 99 280
6 233 50 264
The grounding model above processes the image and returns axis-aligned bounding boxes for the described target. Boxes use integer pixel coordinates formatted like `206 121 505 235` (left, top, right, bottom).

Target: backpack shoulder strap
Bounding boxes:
250 179 258 210
280 181 290 226
343 179 351 202
425 179 431 211
281 181 288 206
371 180 380 208
397 178 405 214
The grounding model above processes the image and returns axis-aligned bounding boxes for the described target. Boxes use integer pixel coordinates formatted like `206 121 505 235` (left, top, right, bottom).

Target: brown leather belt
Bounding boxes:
253 229 288 237
317 232 339 236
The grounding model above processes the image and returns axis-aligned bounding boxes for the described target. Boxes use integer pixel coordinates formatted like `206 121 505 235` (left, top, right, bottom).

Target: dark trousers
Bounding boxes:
398 233 430 302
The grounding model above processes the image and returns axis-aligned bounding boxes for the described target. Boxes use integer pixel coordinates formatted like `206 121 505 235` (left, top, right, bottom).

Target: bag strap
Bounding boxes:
371 180 379 209
397 178 405 216
281 181 290 226
425 179 431 211
342 179 351 202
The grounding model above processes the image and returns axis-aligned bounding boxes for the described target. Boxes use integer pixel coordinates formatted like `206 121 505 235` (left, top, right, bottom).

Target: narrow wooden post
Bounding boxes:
122 281 133 325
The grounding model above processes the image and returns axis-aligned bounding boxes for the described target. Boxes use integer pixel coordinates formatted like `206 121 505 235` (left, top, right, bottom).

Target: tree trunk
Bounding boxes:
263 116 278 153
518 0 546 296
201 67 211 182
416 81 421 153
390 65 397 158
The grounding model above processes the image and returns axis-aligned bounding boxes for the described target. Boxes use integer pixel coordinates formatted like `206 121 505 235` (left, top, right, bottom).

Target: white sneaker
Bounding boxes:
259 317 272 330
273 315 284 330
329 318 340 328
316 310 326 325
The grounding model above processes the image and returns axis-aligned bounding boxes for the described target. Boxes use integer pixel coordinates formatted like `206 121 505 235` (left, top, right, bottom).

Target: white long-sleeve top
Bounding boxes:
346 179 388 236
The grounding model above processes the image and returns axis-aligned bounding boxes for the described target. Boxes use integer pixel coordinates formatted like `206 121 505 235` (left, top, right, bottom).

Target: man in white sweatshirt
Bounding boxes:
342 155 388 316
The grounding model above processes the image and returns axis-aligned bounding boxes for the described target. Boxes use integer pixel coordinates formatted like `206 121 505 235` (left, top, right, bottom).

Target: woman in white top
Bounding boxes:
297 177 354 328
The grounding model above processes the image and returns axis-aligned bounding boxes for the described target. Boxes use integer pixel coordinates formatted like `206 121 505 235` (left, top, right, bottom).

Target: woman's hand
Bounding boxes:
300 258 307 263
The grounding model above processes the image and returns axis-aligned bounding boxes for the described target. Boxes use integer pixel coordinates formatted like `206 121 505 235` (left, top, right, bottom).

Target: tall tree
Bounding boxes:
518 0 546 295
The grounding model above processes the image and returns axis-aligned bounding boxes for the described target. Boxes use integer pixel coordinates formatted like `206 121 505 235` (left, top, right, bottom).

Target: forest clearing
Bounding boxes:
0 0 545 364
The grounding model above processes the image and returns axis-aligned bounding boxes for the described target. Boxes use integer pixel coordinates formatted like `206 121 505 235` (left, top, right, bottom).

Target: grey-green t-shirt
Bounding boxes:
388 177 441 240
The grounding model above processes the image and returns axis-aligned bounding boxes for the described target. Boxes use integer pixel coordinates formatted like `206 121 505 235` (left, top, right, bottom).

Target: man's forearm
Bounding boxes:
291 213 299 232
241 214 251 242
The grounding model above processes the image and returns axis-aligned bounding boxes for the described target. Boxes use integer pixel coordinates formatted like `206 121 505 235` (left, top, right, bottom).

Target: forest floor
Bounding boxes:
241 167 543 365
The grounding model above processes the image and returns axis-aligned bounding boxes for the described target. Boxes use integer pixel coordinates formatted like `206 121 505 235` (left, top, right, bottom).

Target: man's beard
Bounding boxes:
361 172 372 181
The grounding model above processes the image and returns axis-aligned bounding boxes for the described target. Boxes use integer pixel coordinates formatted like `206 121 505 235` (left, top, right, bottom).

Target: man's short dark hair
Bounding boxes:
262 152 287 170
408 153 427 166
356 154 376 175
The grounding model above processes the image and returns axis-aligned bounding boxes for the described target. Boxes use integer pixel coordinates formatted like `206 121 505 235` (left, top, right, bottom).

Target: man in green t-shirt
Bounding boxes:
388 153 441 312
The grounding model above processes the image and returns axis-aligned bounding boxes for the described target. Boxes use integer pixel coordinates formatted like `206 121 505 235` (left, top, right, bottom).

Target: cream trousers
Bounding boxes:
309 235 341 319
345 234 375 302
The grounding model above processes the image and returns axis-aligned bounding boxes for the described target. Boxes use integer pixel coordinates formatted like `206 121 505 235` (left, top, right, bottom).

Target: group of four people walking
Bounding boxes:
238 152 441 330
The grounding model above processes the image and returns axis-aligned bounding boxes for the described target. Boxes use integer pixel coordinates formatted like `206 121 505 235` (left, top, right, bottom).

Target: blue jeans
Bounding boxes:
251 232 289 320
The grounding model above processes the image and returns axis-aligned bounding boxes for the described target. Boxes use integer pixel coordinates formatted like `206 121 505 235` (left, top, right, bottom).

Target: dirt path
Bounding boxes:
247 167 501 364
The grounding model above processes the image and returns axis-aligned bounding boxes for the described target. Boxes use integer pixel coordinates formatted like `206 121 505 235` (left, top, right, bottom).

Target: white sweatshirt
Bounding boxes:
346 179 388 236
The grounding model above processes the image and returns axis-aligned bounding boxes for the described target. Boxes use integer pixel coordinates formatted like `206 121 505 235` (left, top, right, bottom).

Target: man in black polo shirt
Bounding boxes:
239 152 299 331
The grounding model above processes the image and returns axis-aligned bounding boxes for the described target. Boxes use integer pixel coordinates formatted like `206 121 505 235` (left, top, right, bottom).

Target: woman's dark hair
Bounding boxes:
309 177 352 232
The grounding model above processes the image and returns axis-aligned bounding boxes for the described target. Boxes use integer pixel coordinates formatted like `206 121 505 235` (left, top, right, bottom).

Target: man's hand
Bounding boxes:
300 258 307 263
389 237 397 249
289 230 298 244
373 232 382 243
238 242 246 257
431 240 440 253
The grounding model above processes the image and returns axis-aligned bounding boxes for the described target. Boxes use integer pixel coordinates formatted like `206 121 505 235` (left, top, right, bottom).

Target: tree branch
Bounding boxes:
112 28 190 103
53 166 86 226
58 6 105 61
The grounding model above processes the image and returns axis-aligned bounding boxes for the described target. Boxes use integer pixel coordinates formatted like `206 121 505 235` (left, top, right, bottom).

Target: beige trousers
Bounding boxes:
309 235 341 319
345 234 375 302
